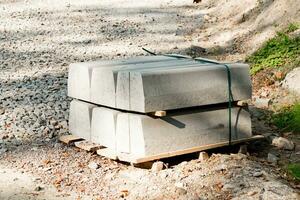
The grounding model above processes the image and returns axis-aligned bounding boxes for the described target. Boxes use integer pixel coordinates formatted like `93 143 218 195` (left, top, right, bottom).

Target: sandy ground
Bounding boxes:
0 165 91 200
0 0 300 199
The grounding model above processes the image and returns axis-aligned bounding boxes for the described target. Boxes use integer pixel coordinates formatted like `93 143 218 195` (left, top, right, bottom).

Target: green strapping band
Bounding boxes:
142 48 234 145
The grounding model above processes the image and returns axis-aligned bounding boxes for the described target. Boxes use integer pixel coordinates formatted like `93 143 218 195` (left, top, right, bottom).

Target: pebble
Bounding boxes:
267 153 279 164
34 186 44 191
88 161 99 170
151 161 164 172
175 187 187 195
0 148 8 154
253 171 263 177
253 97 271 108
198 152 209 161
0 107 5 115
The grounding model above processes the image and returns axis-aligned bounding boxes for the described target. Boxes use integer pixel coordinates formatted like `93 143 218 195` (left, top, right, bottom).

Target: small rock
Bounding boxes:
247 191 258 196
0 148 8 154
88 161 99 170
175 182 185 188
151 161 164 172
253 171 263 177
254 98 271 108
238 145 248 155
222 183 235 191
198 152 209 161
282 67 300 94
0 107 5 115
272 137 294 150
34 186 44 191
267 153 279 164
175 187 187 195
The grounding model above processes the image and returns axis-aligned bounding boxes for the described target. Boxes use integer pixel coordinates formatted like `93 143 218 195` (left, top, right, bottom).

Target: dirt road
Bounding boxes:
0 0 299 199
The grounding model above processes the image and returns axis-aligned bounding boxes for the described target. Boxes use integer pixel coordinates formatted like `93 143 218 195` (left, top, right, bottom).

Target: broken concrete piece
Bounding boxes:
69 100 97 140
116 106 252 157
91 107 120 149
117 63 251 112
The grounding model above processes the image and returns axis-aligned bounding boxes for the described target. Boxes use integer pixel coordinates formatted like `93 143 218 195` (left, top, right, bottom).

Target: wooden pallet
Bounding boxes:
60 134 263 164
117 135 264 164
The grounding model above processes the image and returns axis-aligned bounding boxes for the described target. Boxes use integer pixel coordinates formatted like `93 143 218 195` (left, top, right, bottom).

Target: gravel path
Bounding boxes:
0 0 299 199
1 143 299 199
0 0 201 146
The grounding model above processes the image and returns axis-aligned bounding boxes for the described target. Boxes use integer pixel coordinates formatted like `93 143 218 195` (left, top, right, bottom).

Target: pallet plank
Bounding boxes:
97 148 118 160
75 141 103 152
118 135 264 164
59 135 83 145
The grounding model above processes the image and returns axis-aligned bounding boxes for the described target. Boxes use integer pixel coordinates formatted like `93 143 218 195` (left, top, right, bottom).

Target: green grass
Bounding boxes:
288 163 300 180
272 103 300 132
246 23 300 75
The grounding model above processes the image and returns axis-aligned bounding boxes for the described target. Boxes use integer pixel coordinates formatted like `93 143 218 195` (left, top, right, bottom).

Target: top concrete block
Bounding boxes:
68 56 252 112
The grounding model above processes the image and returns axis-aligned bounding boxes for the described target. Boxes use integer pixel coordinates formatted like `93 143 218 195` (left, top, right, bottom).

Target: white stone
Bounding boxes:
88 161 99 170
253 97 271 108
69 100 97 140
116 106 252 157
91 107 120 149
199 152 209 161
272 137 294 150
151 161 164 172
282 67 300 95
117 63 251 112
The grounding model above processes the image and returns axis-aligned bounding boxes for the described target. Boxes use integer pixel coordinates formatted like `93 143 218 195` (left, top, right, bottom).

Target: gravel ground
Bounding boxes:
0 143 299 199
0 0 201 147
0 0 299 199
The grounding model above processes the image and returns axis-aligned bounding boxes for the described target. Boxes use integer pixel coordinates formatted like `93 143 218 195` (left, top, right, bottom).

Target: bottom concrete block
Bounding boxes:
69 100 97 140
116 106 252 157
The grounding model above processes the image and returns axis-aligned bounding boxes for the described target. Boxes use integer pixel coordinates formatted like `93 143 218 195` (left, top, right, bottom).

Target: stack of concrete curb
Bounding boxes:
67 56 253 163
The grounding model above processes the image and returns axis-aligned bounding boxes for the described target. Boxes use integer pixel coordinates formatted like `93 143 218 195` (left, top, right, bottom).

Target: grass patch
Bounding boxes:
246 23 300 75
272 103 300 132
288 163 300 180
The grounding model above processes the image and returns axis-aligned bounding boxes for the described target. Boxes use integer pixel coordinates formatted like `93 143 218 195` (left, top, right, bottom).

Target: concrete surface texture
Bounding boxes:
67 56 177 103
91 107 120 149
69 100 97 140
91 58 196 108
116 106 252 157
121 63 251 112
